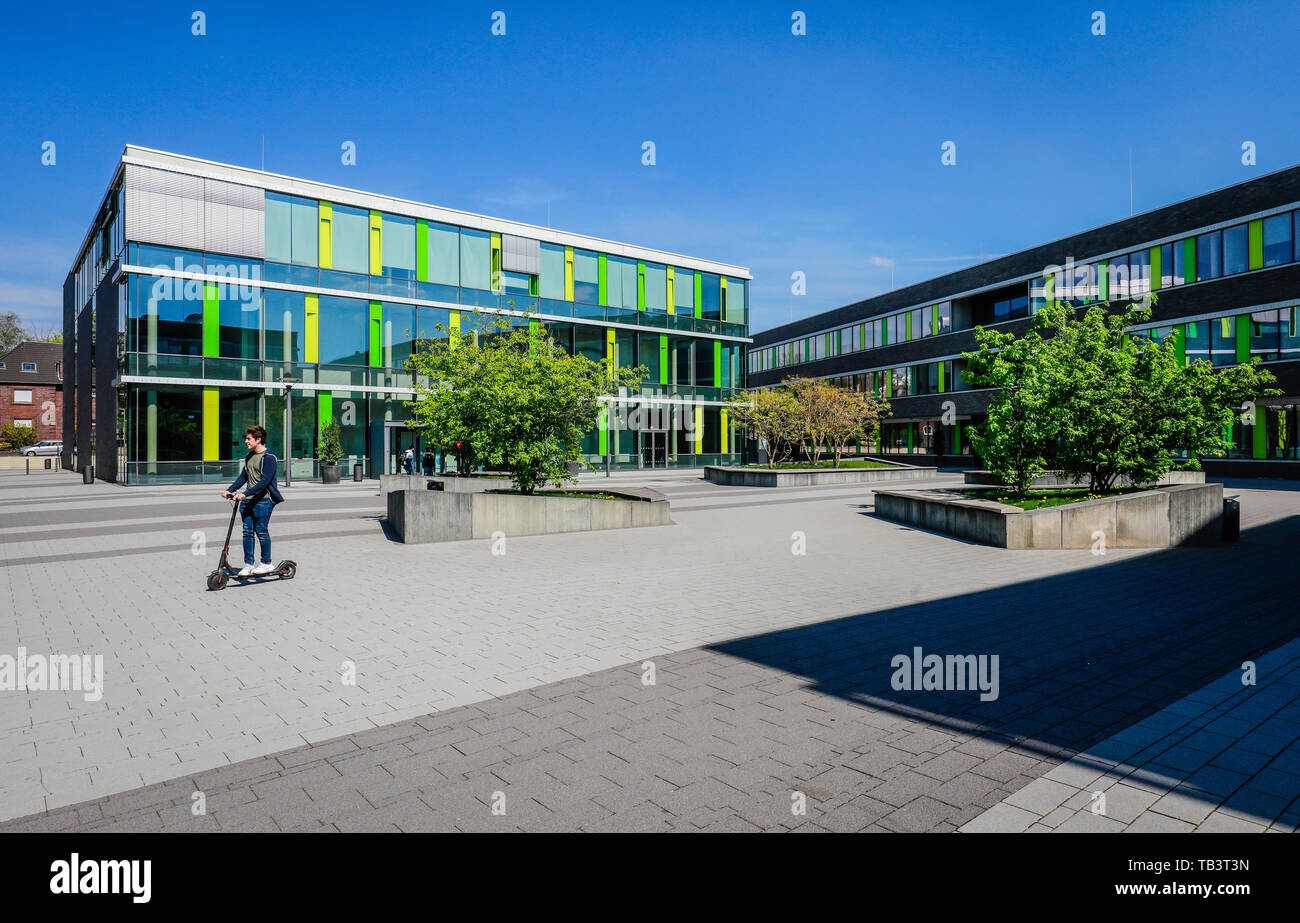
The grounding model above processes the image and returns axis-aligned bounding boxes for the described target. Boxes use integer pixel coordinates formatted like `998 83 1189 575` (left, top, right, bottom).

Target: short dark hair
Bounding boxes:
245 425 268 445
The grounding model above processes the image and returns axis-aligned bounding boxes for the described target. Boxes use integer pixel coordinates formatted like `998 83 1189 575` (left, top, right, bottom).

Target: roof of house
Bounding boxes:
0 342 63 385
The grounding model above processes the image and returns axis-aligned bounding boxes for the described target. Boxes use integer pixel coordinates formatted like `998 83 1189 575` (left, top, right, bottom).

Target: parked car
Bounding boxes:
22 440 62 457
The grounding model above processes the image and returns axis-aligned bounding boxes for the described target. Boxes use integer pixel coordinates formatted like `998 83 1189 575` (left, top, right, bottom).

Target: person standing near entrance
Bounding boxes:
422 447 435 476
220 424 285 577
403 447 415 474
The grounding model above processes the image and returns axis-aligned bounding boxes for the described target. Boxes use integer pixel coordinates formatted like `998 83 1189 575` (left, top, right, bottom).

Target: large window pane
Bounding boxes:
1251 310 1280 362
1264 213 1293 267
382 214 416 279
460 229 491 291
1129 251 1150 295
1160 243 1174 287
264 290 304 364
290 198 317 267
381 301 417 370
1109 254 1130 299
1211 316 1236 366
673 269 695 314
317 295 368 366
218 283 261 360
573 250 599 304
428 222 459 285
606 256 636 309
725 279 745 324
1197 230 1222 280
1173 240 1188 285
1184 320 1209 364
539 243 565 300
1222 224 1248 276
332 205 369 274
644 263 667 312
699 273 721 320
264 193 291 264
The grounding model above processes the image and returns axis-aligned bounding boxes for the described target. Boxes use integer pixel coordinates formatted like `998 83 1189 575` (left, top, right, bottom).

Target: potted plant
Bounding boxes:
319 419 344 484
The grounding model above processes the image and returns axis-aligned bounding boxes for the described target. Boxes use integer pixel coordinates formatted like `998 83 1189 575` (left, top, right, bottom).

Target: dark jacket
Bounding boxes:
228 451 286 505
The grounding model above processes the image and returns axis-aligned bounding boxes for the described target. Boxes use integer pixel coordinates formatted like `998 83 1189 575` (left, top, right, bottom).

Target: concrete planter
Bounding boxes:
962 469 1206 488
379 474 516 495
874 483 1224 549
386 487 671 544
704 460 938 487
320 464 341 484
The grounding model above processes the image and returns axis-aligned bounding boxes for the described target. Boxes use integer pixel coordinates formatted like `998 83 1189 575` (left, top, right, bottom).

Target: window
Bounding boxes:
381 214 416 279
264 193 319 267
426 222 460 286
644 263 667 311
1129 251 1150 295
890 367 909 397
606 256 637 310
1222 224 1248 276
724 278 745 324
1160 243 1174 287
264 290 305 364
1109 254 1130 299
1251 310 1281 362
1196 230 1222 280
1172 239 1188 285
13 389 32 403
1184 321 1209 364
887 313 905 343
331 205 369 274
1211 316 1236 366
501 271 532 295
1264 213 1293 268
460 229 491 291
317 295 369 366
934 301 952 333
699 273 722 320
21 362 36 372
573 250 599 304
538 243 565 300
673 269 695 314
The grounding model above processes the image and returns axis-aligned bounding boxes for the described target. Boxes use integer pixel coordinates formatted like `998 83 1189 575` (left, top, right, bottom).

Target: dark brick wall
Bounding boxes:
0 383 62 441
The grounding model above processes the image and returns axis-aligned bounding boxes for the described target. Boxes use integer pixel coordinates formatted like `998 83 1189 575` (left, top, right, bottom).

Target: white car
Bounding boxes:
22 440 62 457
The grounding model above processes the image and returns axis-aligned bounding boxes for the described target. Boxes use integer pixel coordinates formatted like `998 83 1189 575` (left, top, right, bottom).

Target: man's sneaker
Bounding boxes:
251 562 275 575
235 564 254 577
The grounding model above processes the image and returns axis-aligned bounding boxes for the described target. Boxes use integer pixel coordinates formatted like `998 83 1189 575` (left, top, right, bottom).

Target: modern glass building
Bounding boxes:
748 166 1300 476
63 147 751 483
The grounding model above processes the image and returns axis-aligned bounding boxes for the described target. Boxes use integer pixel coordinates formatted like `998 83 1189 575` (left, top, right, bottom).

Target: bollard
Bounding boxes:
26 458 30 475
1222 497 1240 543
353 462 363 482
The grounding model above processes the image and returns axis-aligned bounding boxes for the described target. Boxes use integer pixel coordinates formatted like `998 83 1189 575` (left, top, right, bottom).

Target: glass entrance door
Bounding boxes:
641 430 667 468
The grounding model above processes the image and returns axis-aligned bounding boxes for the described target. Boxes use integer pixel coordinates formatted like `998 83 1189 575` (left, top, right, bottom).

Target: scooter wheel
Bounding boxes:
206 570 229 591
279 561 297 580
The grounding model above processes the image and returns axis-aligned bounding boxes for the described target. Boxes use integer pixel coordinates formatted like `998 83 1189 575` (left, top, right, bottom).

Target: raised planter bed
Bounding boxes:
874 483 1224 549
379 473 516 494
704 459 938 487
962 469 1207 488
386 486 671 544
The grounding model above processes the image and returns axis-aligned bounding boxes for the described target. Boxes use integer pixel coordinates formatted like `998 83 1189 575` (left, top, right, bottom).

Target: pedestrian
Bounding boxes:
422 447 435 476
220 424 285 577
403 447 414 474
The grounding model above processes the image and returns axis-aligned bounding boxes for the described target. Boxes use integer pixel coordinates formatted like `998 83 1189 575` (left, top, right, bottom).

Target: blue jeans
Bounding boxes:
240 496 274 565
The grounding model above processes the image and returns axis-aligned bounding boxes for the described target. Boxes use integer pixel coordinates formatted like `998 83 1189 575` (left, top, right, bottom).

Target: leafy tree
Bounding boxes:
1 423 38 451
725 386 804 465
0 312 24 354
407 313 644 494
820 384 891 467
964 297 1279 492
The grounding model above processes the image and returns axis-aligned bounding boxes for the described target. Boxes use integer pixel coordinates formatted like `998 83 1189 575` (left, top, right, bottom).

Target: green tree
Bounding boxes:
1 423 38 451
964 297 1279 492
725 386 804 465
406 313 644 494
0 312 24 354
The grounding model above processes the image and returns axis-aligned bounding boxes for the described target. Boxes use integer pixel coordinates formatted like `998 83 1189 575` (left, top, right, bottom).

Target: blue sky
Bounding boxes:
2 0 1299 336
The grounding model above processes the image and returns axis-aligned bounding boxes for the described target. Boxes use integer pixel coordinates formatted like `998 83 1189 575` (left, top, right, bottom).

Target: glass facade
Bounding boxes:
92 165 750 483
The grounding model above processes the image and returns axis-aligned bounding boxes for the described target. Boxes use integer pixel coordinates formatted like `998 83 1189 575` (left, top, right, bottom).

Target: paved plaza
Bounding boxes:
1 467 1298 831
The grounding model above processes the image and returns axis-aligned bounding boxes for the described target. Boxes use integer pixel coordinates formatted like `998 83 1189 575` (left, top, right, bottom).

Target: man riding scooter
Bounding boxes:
220 425 286 577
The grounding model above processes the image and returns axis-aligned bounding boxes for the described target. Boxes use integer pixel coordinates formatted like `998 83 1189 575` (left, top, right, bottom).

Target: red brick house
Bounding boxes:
0 342 64 443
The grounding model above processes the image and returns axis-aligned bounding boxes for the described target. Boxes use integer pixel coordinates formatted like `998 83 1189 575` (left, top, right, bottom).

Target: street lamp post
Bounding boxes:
280 370 299 488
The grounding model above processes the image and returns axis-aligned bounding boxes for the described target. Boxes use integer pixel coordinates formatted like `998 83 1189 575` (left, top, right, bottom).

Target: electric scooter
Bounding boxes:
206 498 297 591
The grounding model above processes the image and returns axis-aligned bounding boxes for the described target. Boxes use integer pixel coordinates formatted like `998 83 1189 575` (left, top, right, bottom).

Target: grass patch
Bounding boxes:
960 487 1143 510
744 459 897 470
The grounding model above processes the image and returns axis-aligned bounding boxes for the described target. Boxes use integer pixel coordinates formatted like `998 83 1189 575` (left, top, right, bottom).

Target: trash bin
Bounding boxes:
44 458 52 470
82 465 94 484
1222 497 1240 543
353 462 363 482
